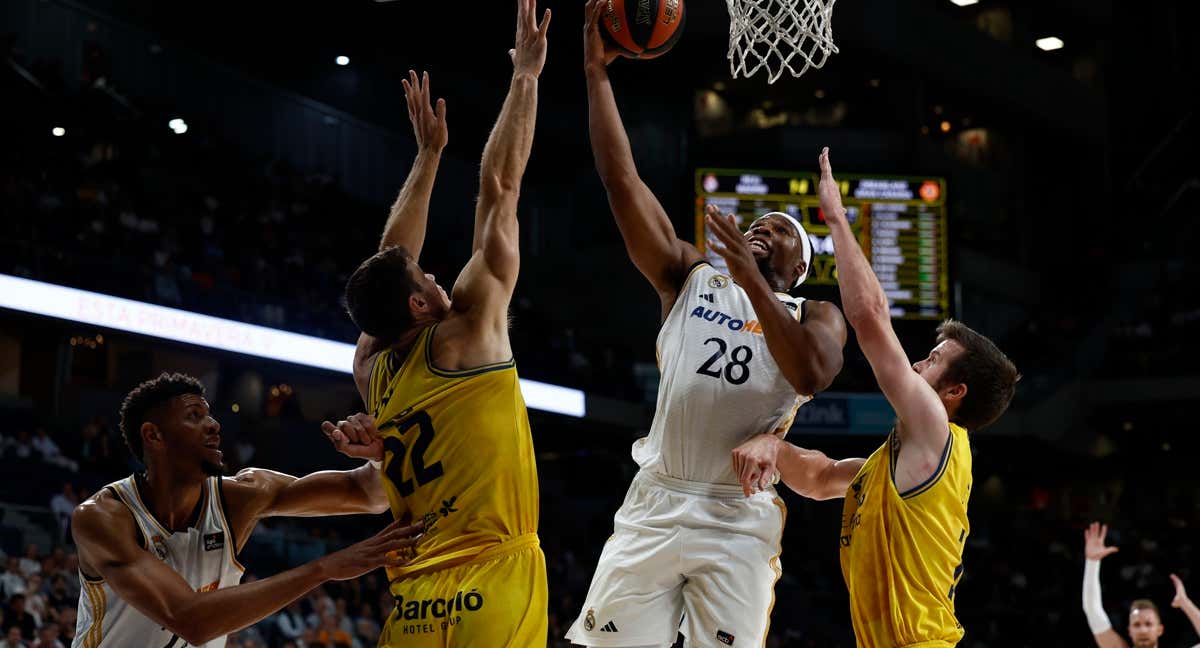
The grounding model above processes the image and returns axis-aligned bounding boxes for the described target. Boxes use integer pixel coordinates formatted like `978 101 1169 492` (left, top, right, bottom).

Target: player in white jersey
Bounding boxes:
70 373 422 648
567 3 848 645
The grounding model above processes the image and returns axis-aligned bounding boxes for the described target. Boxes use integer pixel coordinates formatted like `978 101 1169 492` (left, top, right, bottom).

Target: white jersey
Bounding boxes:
632 262 812 484
74 475 245 648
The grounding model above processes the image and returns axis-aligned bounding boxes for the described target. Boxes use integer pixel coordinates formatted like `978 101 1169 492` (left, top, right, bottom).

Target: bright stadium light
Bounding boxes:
0 273 586 418
336 55 350 66
52 127 66 137
949 0 978 6
1036 36 1064 51
168 117 188 134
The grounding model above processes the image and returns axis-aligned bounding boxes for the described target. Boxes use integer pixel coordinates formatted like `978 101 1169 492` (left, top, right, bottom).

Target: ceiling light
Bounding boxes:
950 0 979 6
52 127 65 137
1036 37 1064 51
336 55 350 66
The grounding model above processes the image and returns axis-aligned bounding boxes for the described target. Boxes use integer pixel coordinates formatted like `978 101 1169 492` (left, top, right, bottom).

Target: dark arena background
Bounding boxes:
2 1 1199 646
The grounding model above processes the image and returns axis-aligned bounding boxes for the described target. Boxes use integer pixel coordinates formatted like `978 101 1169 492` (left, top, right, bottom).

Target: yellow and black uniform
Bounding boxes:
839 423 972 648
367 325 546 647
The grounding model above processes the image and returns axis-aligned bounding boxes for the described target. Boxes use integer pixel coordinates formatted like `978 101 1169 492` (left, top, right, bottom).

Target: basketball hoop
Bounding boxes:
726 0 839 84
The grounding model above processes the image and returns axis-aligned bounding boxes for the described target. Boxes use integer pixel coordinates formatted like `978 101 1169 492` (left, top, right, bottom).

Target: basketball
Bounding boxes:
600 0 686 59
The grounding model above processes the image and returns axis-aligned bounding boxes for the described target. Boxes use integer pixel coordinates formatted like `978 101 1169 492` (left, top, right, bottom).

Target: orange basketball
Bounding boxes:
600 0 686 59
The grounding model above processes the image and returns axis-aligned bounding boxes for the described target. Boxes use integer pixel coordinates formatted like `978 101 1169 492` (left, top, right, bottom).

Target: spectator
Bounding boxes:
314 612 352 648
47 485 77 546
275 601 306 642
0 559 25 599
0 626 26 648
30 429 77 472
10 431 33 460
17 547 39 580
353 602 379 645
42 580 68 619
54 610 75 645
4 595 37 641
30 623 62 648
21 576 46 621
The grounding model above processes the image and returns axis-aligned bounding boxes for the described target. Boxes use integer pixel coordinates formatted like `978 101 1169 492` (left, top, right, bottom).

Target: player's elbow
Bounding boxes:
844 301 889 330
164 612 212 646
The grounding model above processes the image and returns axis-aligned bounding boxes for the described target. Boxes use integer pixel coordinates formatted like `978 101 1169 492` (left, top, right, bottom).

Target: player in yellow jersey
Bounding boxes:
731 149 1020 647
1081 522 1200 648
331 1 551 645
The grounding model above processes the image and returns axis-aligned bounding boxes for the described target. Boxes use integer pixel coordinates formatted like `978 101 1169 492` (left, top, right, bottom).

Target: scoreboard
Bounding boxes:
695 169 949 320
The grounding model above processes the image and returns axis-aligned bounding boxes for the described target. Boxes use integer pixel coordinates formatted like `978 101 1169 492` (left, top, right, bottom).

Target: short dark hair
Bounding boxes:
936 320 1020 431
344 246 421 343
118 373 205 461
1131 599 1160 619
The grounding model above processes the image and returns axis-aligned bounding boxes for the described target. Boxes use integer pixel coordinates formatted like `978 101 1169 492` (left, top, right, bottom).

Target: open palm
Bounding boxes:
1084 521 1119 561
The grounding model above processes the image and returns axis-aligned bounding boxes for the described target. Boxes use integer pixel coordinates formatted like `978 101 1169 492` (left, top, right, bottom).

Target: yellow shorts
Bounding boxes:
378 534 547 648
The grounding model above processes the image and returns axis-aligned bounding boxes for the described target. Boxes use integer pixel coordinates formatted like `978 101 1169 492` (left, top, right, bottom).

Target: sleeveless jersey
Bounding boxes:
74 475 245 648
367 324 539 583
839 423 973 647
632 262 812 484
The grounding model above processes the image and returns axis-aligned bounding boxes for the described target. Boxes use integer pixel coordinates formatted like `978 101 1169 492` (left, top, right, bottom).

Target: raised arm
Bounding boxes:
450 0 549 319
1171 573 1200 646
379 70 448 256
73 493 419 646
732 433 864 499
1082 522 1128 648
818 148 948 448
583 0 701 311
353 70 448 397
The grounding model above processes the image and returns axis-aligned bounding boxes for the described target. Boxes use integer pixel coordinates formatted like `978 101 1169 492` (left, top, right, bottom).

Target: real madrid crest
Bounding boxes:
584 608 596 631
708 274 729 289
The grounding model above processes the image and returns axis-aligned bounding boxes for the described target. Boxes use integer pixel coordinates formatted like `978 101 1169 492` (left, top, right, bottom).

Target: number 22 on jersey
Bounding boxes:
382 411 444 497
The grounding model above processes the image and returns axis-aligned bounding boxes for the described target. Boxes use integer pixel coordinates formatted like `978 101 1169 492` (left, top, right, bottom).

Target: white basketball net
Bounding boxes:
726 0 839 84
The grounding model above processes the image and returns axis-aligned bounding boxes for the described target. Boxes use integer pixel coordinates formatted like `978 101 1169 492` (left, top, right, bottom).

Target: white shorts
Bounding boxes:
565 470 786 647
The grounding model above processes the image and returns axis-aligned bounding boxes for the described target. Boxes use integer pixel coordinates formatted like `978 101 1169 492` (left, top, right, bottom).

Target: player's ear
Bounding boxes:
409 292 429 315
141 421 164 453
945 382 967 401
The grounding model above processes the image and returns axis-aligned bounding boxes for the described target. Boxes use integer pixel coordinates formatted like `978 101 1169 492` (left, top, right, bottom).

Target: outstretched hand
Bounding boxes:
584 0 621 70
319 518 424 581
704 204 759 288
321 413 384 462
510 0 551 78
1084 522 1120 561
401 70 447 153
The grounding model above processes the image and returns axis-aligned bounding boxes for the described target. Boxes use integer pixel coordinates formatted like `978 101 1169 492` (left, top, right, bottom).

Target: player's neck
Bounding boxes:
140 466 205 533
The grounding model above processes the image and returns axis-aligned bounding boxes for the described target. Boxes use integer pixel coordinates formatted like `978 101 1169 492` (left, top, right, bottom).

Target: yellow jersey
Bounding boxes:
367 324 539 582
839 423 972 648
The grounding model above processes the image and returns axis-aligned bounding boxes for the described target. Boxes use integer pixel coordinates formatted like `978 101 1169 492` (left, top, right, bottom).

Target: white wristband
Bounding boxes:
368 458 383 470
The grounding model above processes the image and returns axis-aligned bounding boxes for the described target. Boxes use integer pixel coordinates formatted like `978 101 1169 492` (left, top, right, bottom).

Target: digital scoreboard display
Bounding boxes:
695 169 949 320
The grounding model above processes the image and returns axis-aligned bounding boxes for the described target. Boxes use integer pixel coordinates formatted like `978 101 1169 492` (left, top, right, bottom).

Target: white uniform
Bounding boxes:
568 262 811 647
74 475 245 648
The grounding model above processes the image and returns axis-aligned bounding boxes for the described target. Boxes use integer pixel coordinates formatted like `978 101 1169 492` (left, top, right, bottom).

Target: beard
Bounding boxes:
201 459 226 476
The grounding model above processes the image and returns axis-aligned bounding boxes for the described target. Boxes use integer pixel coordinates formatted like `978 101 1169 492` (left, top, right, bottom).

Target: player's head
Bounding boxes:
119 372 224 477
344 245 451 344
1128 599 1164 647
911 320 1019 430
746 212 813 292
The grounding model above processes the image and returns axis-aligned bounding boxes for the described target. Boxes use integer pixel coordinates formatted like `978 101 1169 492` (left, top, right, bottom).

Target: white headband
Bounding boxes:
754 211 813 288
